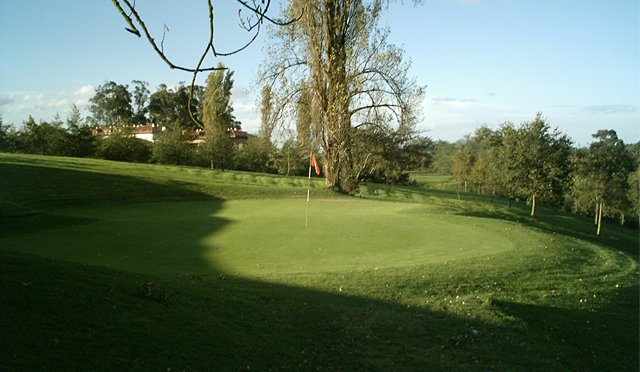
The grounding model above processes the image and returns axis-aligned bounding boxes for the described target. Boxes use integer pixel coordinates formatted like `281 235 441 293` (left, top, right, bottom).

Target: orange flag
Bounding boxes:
311 153 320 175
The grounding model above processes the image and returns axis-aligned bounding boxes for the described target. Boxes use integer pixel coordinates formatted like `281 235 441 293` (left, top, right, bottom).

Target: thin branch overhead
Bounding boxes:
111 0 300 73
110 0 300 128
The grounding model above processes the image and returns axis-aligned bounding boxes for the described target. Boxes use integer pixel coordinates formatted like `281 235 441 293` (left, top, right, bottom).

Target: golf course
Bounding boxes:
1 153 638 371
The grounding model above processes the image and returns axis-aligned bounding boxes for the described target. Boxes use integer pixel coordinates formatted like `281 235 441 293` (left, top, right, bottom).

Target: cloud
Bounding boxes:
70 85 95 106
487 92 497 98
583 105 638 114
0 86 97 125
426 96 478 106
427 96 458 105
0 94 14 108
231 85 259 133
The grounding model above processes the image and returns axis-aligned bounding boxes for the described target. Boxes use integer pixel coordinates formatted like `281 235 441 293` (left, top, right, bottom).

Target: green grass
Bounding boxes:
1 153 638 371
409 171 457 189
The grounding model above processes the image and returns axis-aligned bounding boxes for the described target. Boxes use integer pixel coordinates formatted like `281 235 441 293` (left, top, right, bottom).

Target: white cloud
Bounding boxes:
0 86 96 125
428 96 457 104
0 93 14 108
231 85 259 133
583 105 638 114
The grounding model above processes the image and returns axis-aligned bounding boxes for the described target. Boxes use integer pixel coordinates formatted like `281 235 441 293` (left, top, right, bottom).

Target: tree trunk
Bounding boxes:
596 202 603 236
594 203 599 225
530 194 536 216
464 180 468 193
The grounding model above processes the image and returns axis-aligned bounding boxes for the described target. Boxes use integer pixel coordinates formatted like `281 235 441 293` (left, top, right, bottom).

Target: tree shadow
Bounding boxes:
491 288 639 372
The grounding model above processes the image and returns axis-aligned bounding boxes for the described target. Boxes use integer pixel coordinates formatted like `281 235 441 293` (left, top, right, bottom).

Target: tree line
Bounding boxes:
430 113 639 233
0 63 430 179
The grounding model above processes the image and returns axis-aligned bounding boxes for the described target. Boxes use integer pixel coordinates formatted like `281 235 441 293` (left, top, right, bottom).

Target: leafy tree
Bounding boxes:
628 168 640 221
261 0 424 193
203 63 236 132
148 83 203 130
258 85 276 143
402 136 434 171
64 104 97 158
274 138 309 176
0 114 17 153
131 80 150 126
197 132 236 171
97 129 151 163
353 122 417 185
235 135 276 173
201 63 237 169
88 81 134 128
571 130 634 234
430 140 457 174
451 146 476 192
469 124 519 205
500 113 572 216
16 115 67 156
151 123 195 165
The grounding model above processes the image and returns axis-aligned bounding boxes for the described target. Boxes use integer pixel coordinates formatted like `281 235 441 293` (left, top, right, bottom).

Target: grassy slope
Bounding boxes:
0 153 638 371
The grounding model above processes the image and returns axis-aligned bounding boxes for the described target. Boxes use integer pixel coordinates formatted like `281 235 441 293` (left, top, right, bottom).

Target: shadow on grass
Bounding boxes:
3 248 638 372
492 289 639 372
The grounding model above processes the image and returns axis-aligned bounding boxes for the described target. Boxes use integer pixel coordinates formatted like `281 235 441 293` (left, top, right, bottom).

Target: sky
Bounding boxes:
1 0 638 147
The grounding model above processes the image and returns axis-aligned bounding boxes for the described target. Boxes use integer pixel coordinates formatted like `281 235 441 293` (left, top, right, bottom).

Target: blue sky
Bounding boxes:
1 0 638 146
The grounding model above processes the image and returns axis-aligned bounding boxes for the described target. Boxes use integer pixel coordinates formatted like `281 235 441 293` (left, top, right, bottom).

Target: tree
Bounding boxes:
260 0 424 193
402 136 434 171
469 124 519 205
203 63 236 134
131 80 150 126
201 64 237 170
97 128 151 163
148 83 203 130
65 104 97 158
501 113 572 216
571 130 634 234
235 135 276 173
0 114 17 153
88 81 134 128
151 123 195 165
430 140 457 174
258 85 276 143
451 146 476 192
628 168 640 221
16 115 67 156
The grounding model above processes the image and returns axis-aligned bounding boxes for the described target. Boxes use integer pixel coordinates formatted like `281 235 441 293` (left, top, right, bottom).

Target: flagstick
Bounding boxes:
305 154 312 227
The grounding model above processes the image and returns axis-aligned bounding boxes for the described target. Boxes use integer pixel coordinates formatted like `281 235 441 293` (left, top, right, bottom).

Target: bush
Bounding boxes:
97 131 151 163
235 136 276 173
151 126 196 165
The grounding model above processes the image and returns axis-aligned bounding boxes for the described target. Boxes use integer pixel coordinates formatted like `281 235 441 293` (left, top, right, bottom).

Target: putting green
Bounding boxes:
1 198 514 275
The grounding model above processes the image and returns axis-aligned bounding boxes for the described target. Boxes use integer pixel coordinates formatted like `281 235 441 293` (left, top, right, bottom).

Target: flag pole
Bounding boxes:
305 152 312 227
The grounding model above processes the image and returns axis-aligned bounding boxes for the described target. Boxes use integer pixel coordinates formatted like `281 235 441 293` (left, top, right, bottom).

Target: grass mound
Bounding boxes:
0 153 638 371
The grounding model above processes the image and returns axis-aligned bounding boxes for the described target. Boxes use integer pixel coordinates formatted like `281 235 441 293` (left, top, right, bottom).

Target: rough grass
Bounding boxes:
0 153 638 371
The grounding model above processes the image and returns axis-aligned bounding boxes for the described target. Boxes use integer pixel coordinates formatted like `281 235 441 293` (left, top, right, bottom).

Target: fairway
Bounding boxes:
0 198 514 276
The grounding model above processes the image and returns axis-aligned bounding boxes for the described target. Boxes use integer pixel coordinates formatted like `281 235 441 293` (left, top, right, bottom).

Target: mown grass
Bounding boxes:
0 153 638 371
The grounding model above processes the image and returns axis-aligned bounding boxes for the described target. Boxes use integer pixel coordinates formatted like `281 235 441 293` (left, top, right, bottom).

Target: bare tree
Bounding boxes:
259 0 424 193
